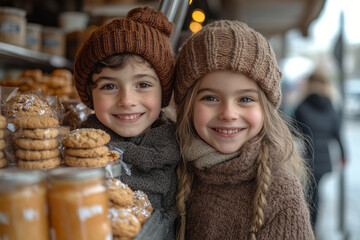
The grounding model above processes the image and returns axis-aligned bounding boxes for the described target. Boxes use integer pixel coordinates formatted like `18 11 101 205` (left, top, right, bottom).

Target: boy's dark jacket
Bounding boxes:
81 113 180 239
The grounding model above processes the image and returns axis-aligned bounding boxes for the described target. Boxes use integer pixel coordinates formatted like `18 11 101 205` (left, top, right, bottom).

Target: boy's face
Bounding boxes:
192 71 264 154
91 59 162 137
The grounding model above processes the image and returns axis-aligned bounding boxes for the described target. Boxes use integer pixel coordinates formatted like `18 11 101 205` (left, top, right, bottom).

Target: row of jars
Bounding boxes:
0 167 112 240
0 7 66 56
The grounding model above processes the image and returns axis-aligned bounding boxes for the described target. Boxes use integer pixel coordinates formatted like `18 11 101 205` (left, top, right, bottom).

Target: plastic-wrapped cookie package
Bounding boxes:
106 177 154 239
0 115 8 168
60 98 94 130
12 115 62 169
0 87 10 168
4 89 64 169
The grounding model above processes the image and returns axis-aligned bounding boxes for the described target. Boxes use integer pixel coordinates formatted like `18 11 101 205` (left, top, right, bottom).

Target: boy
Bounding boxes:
73 7 180 239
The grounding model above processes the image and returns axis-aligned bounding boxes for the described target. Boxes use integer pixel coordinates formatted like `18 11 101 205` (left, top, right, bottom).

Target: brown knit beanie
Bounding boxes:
74 7 175 109
174 20 282 108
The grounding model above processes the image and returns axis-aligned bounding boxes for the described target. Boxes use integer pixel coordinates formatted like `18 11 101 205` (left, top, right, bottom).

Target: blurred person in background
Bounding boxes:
293 68 346 229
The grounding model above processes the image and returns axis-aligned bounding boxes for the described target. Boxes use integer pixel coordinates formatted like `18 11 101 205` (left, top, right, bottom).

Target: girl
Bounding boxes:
174 20 314 239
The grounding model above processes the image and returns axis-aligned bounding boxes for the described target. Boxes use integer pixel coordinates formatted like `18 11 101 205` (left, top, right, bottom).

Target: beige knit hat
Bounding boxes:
74 7 175 109
174 20 282 108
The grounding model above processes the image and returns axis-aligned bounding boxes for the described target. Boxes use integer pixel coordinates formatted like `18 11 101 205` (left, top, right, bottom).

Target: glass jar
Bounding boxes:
47 167 112 240
0 168 49 240
0 7 26 47
42 27 65 56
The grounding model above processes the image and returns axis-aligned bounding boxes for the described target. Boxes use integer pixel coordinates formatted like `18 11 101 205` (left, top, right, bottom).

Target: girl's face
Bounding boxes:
193 71 264 154
91 60 162 137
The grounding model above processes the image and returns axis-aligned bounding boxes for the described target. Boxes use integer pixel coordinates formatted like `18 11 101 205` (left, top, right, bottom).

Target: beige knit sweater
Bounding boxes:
184 138 314 240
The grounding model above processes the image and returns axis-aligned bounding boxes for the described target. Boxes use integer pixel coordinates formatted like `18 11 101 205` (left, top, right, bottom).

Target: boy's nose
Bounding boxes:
218 103 238 121
117 90 136 108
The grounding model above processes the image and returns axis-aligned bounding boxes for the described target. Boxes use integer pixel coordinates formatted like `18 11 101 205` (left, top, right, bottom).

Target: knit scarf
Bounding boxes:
182 136 240 170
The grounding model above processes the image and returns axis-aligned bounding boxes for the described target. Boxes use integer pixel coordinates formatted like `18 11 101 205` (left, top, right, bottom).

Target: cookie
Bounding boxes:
63 154 109 167
54 86 73 95
108 208 141 239
106 178 134 207
20 69 43 82
109 201 123 209
21 128 59 139
107 151 120 163
132 190 153 225
46 76 71 88
7 93 53 117
15 138 59 150
0 139 6 150
0 158 8 168
12 116 59 129
51 69 72 81
16 157 61 169
0 151 4 158
64 146 109 158
62 128 110 148
0 115 7 129
15 148 60 160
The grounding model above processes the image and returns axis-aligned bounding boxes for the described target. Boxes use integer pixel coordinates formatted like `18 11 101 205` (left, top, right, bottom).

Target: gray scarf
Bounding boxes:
182 136 240 170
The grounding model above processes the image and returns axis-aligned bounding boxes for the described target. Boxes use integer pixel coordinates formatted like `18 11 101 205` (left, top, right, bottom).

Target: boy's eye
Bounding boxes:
202 96 218 102
100 84 117 90
239 97 253 103
137 82 151 88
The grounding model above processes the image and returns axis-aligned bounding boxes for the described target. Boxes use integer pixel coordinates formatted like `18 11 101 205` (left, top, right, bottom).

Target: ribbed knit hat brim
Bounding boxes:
74 7 175 109
174 20 282 108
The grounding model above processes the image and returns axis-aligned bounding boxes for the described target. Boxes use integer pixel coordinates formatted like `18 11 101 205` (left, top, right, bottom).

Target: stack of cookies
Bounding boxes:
0 115 8 168
13 116 61 169
106 178 153 239
62 128 111 167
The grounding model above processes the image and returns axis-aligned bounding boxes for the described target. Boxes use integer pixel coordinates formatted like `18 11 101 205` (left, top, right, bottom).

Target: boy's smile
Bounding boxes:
91 57 162 137
113 113 143 122
193 71 264 154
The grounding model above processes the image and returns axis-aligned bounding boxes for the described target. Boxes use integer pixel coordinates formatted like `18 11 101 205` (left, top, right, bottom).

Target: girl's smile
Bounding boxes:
211 127 244 137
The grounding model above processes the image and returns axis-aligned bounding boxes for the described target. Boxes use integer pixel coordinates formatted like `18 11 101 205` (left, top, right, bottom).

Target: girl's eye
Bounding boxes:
100 84 117 90
239 97 253 103
202 96 218 102
137 82 151 88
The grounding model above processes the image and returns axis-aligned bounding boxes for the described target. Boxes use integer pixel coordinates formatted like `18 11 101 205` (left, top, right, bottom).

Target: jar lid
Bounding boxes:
0 168 46 184
47 167 105 181
0 7 26 17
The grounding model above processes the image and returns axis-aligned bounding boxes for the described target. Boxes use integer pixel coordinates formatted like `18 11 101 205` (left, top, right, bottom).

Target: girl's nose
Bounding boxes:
218 103 238 121
117 90 136 108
